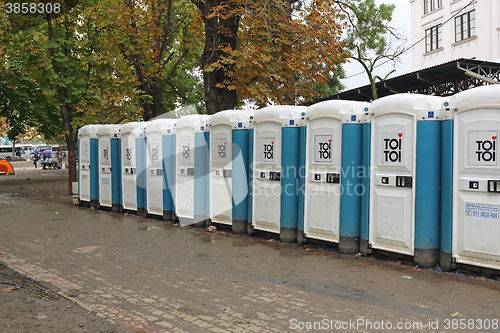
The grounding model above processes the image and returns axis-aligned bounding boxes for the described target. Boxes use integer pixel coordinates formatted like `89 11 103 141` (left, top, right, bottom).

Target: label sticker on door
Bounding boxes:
468 131 497 166
124 145 133 162
465 203 499 219
216 139 227 161
314 135 332 162
260 137 275 162
101 145 109 162
181 140 191 160
381 132 404 165
150 145 160 163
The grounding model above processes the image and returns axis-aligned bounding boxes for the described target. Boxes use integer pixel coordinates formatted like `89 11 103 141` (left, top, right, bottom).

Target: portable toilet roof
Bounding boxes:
209 110 254 129
145 119 177 134
370 93 449 120
308 100 369 123
253 105 307 126
176 114 210 131
97 124 121 138
78 124 101 138
452 85 500 112
121 122 146 136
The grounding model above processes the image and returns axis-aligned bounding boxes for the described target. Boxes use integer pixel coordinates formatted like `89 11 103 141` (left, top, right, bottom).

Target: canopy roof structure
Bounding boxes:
329 58 500 102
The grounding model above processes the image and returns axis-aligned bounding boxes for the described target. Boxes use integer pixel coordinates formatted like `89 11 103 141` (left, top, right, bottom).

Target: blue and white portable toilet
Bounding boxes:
97 124 121 212
145 119 177 221
442 85 500 271
175 114 211 226
209 110 254 234
121 122 147 216
300 100 368 253
251 106 307 242
369 94 449 267
78 124 101 208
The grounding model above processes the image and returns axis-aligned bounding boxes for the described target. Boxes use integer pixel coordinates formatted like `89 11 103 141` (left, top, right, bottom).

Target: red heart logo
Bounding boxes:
271 142 274 144
398 133 403 138
493 136 497 140
328 139 331 142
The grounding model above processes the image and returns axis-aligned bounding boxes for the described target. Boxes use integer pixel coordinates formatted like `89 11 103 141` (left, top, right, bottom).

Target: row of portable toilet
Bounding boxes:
78 85 500 272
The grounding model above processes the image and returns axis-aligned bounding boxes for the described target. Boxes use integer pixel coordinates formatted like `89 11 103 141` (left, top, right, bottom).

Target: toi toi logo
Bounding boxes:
382 133 403 163
151 147 159 161
469 131 498 166
102 148 109 161
475 137 497 163
182 145 190 159
318 141 331 160
218 144 226 159
263 143 274 160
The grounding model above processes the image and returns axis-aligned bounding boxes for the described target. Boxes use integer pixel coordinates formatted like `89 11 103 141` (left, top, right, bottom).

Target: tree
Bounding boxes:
191 0 240 114
1 1 139 194
193 0 346 110
108 0 204 120
341 0 405 100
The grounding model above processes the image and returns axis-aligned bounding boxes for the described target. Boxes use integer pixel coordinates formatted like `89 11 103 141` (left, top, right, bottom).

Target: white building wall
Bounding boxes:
411 0 500 71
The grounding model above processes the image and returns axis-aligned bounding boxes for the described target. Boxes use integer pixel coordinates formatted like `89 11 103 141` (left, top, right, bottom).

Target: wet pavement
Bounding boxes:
0 192 499 332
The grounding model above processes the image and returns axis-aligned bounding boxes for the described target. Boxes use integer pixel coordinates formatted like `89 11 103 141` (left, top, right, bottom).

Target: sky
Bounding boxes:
341 0 413 91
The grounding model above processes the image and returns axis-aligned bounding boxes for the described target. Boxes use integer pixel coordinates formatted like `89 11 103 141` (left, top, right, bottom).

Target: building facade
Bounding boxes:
410 0 500 71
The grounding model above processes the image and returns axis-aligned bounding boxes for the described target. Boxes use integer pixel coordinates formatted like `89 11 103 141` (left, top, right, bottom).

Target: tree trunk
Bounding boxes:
11 139 16 161
60 102 77 196
193 0 239 114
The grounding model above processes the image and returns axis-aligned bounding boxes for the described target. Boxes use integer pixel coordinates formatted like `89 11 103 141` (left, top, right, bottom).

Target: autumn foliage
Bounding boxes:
207 0 347 106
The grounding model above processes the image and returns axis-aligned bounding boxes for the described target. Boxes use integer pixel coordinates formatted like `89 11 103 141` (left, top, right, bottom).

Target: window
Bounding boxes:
425 24 443 52
455 10 476 42
424 0 443 14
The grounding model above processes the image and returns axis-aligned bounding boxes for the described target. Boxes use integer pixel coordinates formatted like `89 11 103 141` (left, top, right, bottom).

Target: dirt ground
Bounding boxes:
1 160 500 332
0 161 130 333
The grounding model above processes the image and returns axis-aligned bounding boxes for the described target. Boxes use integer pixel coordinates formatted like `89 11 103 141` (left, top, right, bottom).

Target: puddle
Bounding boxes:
136 226 165 231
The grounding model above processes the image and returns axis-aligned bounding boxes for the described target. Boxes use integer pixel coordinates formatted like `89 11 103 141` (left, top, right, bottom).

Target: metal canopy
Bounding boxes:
329 58 500 102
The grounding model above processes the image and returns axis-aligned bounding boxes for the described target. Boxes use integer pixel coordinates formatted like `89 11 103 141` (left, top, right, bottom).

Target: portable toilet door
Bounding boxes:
175 114 211 226
448 85 500 271
209 110 254 234
145 119 177 221
121 122 146 214
78 124 100 208
252 105 307 243
369 94 448 267
302 100 368 253
97 125 121 211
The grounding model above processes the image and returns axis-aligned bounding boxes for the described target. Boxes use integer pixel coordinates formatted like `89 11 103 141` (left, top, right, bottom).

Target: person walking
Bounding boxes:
33 153 39 168
42 152 47 170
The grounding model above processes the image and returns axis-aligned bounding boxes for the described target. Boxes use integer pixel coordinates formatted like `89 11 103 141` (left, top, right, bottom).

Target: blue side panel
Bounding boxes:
90 138 99 201
136 137 147 210
415 121 441 251
339 124 363 238
194 132 209 218
111 138 121 205
232 129 249 221
360 123 371 242
248 129 254 224
78 139 81 198
163 134 175 212
297 126 307 232
280 127 300 229
441 119 453 255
